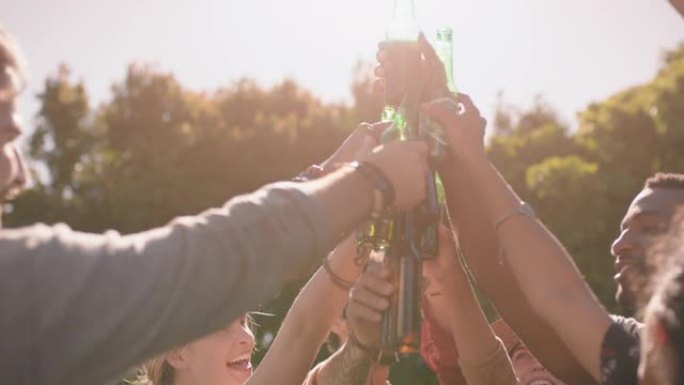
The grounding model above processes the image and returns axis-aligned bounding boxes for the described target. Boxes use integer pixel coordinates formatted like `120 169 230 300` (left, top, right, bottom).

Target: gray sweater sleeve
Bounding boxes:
0 182 332 385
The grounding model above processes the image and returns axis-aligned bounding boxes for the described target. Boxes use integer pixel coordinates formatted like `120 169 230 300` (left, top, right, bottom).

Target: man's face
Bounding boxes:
0 66 26 206
611 187 684 310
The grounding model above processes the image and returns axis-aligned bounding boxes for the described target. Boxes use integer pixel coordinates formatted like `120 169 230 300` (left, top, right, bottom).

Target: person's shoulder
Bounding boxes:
609 314 643 337
0 223 100 253
0 222 69 240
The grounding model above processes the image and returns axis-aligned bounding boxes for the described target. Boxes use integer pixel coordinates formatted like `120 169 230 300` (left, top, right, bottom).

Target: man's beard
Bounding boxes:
615 260 649 315
615 284 636 314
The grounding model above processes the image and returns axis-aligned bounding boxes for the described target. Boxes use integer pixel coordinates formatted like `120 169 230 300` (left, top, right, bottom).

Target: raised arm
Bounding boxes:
374 37 596 384
0 138 429 385
423 225 516 385
438 143 596 384
247 236 366 385
425 97 612 382
312 262 394 385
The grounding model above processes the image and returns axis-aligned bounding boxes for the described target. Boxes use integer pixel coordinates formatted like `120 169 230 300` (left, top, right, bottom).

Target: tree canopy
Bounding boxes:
6 43 684 385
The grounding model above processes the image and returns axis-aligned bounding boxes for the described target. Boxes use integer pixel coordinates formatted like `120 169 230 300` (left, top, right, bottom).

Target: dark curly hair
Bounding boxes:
645 173 684 190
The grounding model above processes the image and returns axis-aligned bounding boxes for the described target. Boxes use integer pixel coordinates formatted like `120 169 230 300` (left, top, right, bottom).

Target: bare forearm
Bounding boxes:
250 239 364 385
460 159 597 313
440 165 596 384
441 258 498 363
456 157 610 380
305 167 374 244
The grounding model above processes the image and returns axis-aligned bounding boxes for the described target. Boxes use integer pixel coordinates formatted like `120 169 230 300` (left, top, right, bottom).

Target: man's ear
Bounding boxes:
166 347 190 370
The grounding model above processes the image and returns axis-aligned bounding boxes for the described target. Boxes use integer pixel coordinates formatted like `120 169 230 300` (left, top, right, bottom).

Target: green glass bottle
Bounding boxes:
435 27 458 95
415 27 461 261
417 27 460 214
363 0 423 251
381 0 422 140
371 0 426 364
433 27 460 206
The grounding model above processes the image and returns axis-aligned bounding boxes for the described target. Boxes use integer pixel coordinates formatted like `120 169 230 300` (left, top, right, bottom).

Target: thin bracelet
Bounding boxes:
494 202 536 265
323 255 355 291
493 201 536 232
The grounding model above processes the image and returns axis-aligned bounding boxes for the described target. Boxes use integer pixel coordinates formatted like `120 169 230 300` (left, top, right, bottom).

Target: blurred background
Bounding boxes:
2 0 683 383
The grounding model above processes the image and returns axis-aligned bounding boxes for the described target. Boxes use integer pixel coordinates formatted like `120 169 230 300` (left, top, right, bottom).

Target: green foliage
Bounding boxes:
488 43 684 308
6 42 684 385
10 65 354 233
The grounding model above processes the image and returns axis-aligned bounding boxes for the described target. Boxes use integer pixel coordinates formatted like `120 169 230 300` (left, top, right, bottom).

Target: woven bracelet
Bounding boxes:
323 255 355 291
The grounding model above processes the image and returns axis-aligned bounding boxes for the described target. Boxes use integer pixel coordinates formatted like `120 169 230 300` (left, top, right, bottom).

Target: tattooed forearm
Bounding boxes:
315 340 374 385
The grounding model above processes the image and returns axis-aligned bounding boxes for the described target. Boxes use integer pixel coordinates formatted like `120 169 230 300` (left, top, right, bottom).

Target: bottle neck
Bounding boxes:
392 0 416 20
436 28 457 94
387 0 420 41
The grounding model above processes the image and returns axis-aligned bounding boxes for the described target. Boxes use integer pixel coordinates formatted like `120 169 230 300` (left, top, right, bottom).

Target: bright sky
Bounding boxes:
3 0 684 132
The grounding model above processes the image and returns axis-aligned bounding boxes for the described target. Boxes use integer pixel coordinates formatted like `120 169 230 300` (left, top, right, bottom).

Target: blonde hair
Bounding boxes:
137 353 175 385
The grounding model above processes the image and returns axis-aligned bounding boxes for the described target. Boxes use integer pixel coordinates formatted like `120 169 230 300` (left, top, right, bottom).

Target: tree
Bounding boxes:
6 42 684 384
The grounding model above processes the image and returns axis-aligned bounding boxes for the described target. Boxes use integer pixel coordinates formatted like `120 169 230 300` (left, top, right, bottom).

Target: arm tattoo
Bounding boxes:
316 341 374 385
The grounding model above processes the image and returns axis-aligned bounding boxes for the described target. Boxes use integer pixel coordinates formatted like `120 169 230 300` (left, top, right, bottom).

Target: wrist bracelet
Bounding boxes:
494 201 536 266
347 161 395 219
493 201 536 232
323 254 355 291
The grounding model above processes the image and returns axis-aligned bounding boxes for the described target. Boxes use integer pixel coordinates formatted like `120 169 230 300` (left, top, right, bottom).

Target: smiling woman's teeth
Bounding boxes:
529 380 552 385
227 353 252 370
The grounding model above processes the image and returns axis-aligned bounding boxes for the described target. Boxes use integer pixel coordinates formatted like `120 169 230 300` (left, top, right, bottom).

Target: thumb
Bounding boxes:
370 122 391 141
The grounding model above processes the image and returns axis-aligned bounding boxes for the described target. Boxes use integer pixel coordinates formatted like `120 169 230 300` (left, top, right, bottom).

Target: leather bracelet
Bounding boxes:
347 161 395 219
323 254 355 291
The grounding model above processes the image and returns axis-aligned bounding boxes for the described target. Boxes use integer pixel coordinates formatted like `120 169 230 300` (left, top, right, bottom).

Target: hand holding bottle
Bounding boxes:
360 140 429 211
321 122 389 171
346 262 394 349
420 95 487 164
375 33 450 105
